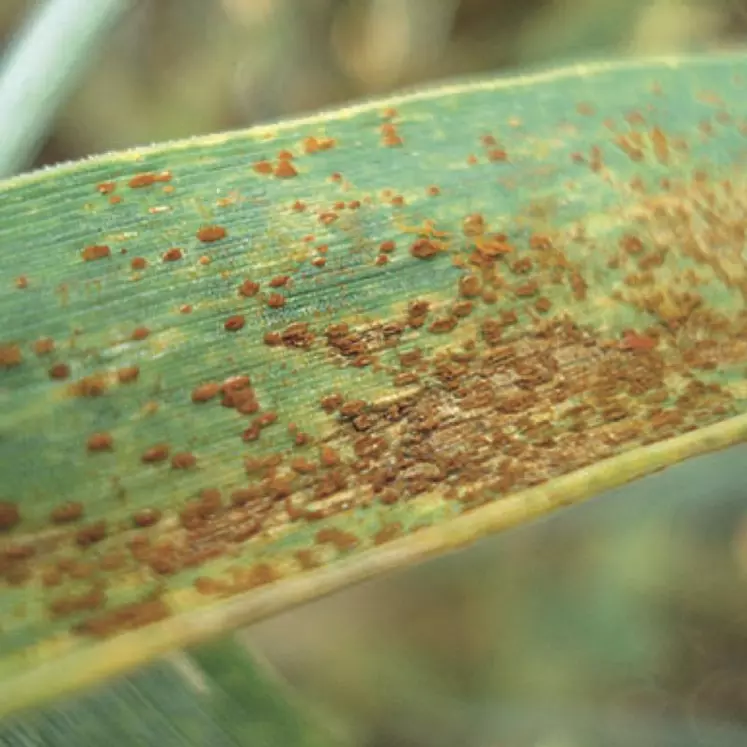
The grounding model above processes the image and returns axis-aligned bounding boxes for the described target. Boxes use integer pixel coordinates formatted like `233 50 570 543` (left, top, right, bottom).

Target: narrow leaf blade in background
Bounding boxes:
0 636 343 746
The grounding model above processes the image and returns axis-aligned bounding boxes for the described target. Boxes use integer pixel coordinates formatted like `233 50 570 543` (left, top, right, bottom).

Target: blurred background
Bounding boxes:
2 1 747 745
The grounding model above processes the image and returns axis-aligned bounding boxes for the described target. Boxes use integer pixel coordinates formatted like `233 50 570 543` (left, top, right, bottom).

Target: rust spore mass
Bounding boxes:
117 366 139 383
48 362 71 379
224 314 246 332
132 508 161 527
410 238 440 259
0 344 22 368
267 293 286 309
191 382 220 403
171 452 197 470
274 160 298 179
239 279 260 297
86 433 113 453
0 503 20 531
81 245 110 262
50 502 84 524
162 248 183 262
141 445 170 464
196 225 227 243
75 521 107 547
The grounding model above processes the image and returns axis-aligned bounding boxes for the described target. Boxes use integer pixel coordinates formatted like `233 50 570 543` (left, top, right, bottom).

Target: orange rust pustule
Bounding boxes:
621 330 658 352
459 274 482 298
267 293 286 309
191 382 220 403
253 160 273 174
319 446 340 467
49 362 71 379
86 433 113 453
162 248 183 262
68 374 107 397
0 502 20 531
281 322 315 349
302 136 336 154
274 160 298 178
33 338 55 356
0 343 22 368
224 315 246 332
171 452 197 470
239 279 260 297
381 123 404 148
50 502 84 524
487 148 508 162
75 521 107 547
410 238 441 259
128 173 158 188
81 245 110 262
132 508 161 527
197 225 227 243
141 444 170 464
117 366 139 383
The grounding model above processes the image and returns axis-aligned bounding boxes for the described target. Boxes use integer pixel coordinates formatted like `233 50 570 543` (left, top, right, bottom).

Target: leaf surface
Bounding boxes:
1 53 746 716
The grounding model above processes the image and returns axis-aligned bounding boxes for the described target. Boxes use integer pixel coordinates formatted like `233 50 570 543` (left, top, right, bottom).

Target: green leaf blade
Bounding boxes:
1 53 746 716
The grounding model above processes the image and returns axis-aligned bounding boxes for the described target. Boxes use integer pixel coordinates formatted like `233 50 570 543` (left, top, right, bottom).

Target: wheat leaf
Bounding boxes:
1 53 746 717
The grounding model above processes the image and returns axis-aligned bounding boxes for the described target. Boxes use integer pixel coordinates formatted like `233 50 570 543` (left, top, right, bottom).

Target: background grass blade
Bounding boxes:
0 0 133 177
0 636 345 746
1 52 746 717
